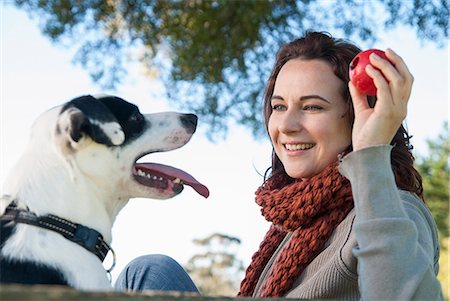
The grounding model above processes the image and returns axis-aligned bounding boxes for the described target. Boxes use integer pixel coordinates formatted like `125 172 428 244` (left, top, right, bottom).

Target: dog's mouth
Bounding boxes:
132 163 209 198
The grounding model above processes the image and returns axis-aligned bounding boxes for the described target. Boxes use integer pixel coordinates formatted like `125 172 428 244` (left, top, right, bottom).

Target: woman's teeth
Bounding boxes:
285 143 314 151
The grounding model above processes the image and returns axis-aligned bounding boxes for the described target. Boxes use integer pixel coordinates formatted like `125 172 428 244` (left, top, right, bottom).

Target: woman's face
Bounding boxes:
268 58 352 179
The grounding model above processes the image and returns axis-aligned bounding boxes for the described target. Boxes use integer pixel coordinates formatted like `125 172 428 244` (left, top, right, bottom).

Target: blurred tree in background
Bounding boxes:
11 0 449 138
416 122 449 300
184 233 244 296
417 122 449 239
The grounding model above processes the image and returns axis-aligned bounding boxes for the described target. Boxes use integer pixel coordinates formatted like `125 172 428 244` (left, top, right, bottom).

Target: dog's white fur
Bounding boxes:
1 97 198 290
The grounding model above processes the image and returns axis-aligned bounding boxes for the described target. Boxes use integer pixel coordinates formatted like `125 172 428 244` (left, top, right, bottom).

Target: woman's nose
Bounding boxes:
279 109 302 133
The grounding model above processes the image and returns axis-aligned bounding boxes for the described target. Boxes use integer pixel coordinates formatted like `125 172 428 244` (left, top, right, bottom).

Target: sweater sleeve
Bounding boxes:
338 145 443 301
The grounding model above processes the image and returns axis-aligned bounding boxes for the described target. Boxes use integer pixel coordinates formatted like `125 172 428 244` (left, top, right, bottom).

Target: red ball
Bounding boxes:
349 49 391 96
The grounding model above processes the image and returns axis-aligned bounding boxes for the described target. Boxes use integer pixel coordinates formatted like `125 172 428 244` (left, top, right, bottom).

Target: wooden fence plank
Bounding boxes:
0 284 295 301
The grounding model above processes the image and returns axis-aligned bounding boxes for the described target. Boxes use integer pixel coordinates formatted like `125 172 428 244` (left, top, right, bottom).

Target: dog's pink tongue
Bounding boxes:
135 163 209 198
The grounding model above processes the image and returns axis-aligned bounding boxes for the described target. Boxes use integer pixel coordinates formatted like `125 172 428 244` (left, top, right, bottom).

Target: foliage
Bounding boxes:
438 238 449 301
415 122 449 299
12 0 450 138
184 233 244 296
416 122 450 239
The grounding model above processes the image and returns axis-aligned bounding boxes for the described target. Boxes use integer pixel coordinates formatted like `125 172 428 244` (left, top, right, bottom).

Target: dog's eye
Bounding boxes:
124 112 145 138
129 113 144 124
127 110 145 126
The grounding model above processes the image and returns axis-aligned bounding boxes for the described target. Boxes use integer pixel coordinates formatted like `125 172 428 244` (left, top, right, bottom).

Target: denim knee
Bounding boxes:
114 254 199 293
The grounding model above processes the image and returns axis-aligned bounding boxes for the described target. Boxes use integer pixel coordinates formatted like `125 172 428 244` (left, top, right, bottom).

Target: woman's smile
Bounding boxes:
284 143 315 151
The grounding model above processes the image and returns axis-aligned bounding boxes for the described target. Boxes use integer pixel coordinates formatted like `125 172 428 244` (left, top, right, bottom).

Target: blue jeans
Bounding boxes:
114 254 199 293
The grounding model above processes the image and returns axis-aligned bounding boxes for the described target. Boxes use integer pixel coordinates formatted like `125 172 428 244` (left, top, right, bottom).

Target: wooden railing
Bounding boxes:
0 284 296 301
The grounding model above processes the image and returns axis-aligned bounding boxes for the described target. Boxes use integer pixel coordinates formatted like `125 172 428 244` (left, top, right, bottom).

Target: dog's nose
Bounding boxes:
180 114 198 134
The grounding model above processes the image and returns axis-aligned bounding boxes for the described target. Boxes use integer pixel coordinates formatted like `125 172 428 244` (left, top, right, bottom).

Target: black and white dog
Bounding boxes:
0 95 209 290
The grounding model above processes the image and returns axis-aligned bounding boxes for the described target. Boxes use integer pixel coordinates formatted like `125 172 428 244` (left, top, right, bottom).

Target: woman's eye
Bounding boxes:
303 105 322 111
272 104 287 111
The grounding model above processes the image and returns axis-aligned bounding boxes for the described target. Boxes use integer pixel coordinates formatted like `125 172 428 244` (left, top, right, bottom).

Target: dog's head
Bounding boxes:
50 95 209 201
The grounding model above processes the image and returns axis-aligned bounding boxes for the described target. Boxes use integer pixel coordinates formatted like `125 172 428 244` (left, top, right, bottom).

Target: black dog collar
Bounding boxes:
1 204 116 272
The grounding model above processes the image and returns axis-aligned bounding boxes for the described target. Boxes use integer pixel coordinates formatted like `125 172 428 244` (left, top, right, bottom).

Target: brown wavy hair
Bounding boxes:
263 31 423 199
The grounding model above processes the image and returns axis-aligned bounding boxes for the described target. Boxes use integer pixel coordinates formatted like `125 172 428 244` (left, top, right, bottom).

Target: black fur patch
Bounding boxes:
61 95 147 145
97 95 147 142
0 221 68 286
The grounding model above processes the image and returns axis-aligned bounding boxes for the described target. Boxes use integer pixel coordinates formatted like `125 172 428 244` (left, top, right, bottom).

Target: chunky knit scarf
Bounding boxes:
238 160 354 297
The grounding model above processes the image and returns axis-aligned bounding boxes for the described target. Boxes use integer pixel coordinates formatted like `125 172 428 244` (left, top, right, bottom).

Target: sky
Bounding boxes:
1 3 449 283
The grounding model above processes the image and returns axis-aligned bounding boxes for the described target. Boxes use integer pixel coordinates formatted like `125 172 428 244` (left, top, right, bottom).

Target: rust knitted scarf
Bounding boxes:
238 160 354 297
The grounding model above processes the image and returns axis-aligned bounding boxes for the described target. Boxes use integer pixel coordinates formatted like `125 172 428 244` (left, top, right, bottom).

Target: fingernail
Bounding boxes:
371 53 381 60
366 64 375 71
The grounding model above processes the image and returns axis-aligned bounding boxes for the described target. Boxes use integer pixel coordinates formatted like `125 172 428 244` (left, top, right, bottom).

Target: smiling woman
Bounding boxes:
268 59 352 179
236 31 443 300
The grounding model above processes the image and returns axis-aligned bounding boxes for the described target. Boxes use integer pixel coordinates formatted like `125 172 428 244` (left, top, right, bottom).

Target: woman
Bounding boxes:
115 32 443 300
236 31 442 300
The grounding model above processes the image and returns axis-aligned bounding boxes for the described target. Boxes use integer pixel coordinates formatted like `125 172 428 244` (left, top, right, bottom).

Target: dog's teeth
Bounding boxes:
136 168 168 183
173 178 182 184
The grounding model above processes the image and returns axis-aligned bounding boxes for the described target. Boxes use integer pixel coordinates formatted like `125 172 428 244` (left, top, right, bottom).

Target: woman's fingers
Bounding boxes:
348 81 370 115
369 49 413 102
365 64 392 104
385 48 414 85
385 48 414 101
363 64 399 118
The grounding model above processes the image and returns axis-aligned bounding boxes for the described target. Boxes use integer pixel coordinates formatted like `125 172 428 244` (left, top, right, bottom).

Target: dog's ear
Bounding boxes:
58 95 125 147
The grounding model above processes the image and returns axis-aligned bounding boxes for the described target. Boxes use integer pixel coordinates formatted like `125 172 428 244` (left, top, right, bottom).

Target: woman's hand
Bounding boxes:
348 48 413 151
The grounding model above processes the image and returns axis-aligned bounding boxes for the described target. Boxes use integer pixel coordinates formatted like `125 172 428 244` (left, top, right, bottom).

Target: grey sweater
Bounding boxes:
253 145 443 300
